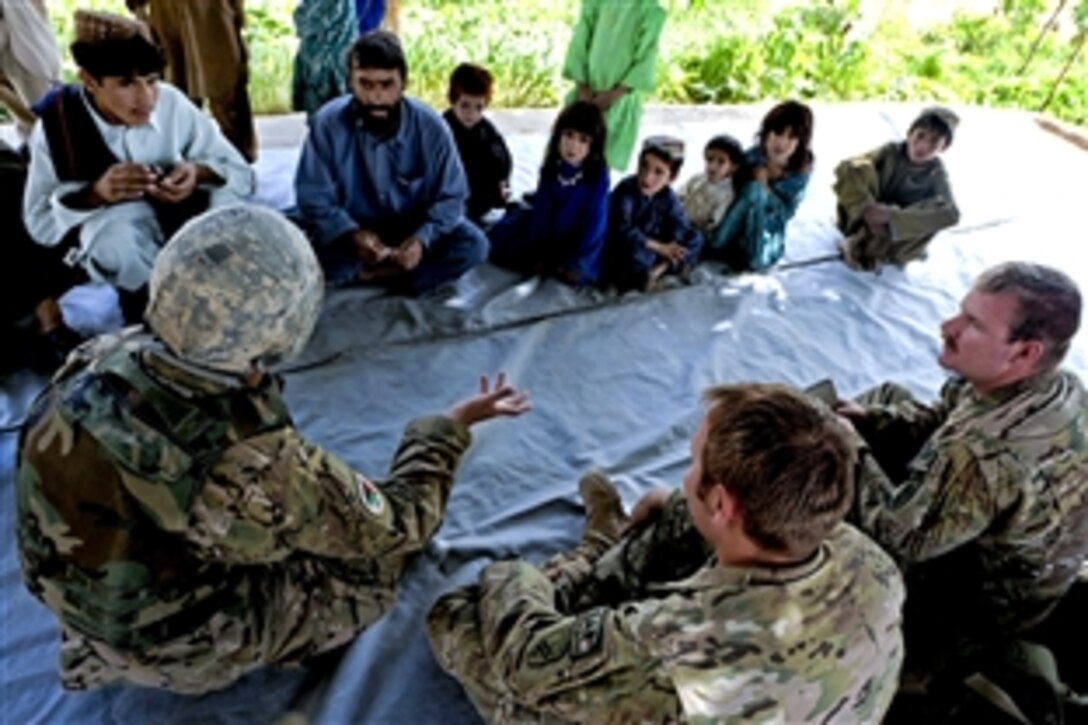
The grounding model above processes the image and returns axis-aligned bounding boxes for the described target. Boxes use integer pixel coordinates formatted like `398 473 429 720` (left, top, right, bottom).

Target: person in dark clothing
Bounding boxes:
487 101 610 286
0 140 85 372
606 135 703 292
442 63 512 225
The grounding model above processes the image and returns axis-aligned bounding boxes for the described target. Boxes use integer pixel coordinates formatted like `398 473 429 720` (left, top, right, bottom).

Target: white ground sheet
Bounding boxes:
2 103 1086 723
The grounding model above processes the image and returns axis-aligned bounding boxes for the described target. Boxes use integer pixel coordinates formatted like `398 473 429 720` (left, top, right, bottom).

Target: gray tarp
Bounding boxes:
2 104 1086 724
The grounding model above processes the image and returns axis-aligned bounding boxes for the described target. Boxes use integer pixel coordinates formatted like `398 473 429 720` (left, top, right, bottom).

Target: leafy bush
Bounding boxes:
24 0 1088 127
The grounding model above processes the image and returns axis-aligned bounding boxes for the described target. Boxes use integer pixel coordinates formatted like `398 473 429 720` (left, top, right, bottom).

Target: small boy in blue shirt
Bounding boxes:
606 135 703 291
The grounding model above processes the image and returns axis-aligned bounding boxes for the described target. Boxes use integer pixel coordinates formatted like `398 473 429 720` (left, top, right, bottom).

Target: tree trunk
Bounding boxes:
1018 0 1069 75
1040 30 1087 111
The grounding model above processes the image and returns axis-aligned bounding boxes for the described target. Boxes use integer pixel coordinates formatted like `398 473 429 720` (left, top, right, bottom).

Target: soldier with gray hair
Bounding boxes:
427 383 905 722
14 204 530 694
835 261 1086 718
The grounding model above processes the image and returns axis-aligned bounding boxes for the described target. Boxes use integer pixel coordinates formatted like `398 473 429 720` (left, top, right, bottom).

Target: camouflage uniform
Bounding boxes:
427 490 905 723
851 372 1088 670
834 141 959 267
16 329 471 693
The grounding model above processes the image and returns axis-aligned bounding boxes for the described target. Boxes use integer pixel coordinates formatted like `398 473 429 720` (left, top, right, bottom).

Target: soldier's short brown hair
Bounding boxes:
699 384 855 556
975 262 1081 372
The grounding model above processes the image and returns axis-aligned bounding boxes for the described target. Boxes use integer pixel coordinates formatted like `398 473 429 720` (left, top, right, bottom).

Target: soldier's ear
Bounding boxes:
1012 338 1045 373
707 482 738 526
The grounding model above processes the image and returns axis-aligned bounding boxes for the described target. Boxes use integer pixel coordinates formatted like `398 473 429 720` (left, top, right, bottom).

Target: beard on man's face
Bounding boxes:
358 101 400 134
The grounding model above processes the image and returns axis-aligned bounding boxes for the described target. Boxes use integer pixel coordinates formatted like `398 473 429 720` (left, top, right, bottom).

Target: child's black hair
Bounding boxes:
639 135 685 179
909 110 955 148
448 63 494 104
756 100 814 173
705 134 745 168
543 101 607 175
71 35 165 80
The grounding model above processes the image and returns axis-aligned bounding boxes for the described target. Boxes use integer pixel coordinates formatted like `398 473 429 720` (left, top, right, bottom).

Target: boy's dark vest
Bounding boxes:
33 84 118 183
15 334 292 651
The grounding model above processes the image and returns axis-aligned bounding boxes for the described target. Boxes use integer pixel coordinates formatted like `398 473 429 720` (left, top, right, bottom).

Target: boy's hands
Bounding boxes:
448 373 532 428
392 237 424 271
594 85 628 111
91 162 157 205
578 83 628 111
148 162 198 203
863 202 892 235
647 240 687 265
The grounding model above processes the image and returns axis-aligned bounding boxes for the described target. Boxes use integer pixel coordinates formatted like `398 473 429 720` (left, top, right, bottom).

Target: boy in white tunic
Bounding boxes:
23 10 254 320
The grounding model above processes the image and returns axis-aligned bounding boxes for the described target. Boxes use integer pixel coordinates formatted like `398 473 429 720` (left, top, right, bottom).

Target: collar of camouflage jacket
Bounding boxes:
650 539 829 594
141 343 274 397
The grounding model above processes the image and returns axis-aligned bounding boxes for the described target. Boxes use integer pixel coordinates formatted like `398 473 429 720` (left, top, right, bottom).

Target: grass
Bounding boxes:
25 0 1088 127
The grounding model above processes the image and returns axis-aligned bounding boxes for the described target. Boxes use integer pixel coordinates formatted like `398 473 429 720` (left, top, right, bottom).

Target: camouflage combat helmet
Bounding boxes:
147 204 324 374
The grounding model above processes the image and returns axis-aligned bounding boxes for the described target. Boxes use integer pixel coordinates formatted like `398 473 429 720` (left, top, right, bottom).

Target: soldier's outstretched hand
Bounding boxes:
448 373 532 428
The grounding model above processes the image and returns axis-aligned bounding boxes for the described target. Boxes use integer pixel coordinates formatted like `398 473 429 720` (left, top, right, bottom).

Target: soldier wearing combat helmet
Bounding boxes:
15 203 530 693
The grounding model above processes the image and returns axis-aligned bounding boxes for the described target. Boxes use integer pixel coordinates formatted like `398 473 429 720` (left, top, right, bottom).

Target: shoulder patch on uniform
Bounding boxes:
526 625 571 667
355 474 386 515
569 607 608 660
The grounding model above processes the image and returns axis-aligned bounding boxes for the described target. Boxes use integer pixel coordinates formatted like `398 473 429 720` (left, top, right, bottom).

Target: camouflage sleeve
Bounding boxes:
464 560 682 720
853 382 952 483
185 415 470 565
856 382 947 445
855 436 997 567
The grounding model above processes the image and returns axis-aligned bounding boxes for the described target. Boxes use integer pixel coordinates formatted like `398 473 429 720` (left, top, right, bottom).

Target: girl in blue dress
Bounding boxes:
705 100 814 272
488 101 610 286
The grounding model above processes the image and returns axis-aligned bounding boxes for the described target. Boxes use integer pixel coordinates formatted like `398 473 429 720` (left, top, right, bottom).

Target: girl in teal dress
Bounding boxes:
292 0 357 118
705 100 814 272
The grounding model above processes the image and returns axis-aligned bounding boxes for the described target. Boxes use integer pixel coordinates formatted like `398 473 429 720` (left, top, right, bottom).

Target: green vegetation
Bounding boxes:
38 0 1088 126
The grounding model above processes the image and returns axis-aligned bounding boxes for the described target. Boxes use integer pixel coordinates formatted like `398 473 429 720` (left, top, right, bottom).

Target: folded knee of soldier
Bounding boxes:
424 590 482 670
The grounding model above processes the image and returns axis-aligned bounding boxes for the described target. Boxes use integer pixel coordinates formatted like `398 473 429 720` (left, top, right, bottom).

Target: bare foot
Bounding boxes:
34 297 63 334
644 262 669 292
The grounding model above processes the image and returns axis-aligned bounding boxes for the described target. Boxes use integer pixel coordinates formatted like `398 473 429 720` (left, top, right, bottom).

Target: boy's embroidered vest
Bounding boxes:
16 335 292 651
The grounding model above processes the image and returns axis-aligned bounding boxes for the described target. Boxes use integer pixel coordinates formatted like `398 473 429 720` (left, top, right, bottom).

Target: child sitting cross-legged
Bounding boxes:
835 106 960 272
605 135 703 292
487 101 610 286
